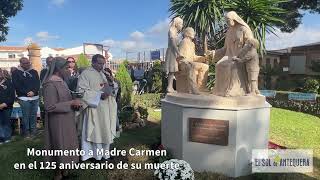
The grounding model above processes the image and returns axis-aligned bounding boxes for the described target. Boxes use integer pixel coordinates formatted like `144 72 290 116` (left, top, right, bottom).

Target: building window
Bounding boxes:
8 53 16 59
289 55 306 74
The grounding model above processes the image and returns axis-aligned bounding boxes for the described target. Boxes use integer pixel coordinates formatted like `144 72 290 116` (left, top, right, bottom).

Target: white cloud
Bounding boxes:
23 37 33 45
266 25 320 50
147 18 170 35
101 39 116 47
102 18 170 50
101 39 153 51
22 31 60 45
52 0 65 6
130 31 145 41
100 18 171 58
36 31 60 42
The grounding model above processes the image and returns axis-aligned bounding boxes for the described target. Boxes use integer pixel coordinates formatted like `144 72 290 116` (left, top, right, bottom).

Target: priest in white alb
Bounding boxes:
76 54 117 161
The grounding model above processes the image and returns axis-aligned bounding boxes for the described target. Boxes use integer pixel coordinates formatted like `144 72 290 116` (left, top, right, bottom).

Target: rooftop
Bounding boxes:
0 46 27 52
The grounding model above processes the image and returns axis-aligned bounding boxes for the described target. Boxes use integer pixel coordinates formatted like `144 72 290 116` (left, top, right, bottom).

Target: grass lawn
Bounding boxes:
0 108 319 180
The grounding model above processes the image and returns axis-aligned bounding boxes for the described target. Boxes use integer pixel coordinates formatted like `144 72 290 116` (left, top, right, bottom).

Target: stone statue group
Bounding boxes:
165 11 261 97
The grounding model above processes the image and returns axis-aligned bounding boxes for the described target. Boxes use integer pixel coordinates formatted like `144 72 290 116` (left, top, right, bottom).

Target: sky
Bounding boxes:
1 0 320 58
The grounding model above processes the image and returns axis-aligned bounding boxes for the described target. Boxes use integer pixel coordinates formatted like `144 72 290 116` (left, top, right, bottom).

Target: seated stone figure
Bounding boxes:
232 38 260 95
176 27 209 94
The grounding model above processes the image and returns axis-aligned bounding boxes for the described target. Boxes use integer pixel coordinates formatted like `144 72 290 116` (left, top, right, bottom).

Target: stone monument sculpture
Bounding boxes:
176 27 209 94
162 12 270 178
165 17 184 93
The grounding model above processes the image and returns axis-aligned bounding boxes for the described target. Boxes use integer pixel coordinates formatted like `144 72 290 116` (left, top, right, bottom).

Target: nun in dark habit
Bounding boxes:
42 57 82 180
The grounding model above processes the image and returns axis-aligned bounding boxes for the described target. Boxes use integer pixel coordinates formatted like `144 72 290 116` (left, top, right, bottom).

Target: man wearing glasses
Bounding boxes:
12 57 40 138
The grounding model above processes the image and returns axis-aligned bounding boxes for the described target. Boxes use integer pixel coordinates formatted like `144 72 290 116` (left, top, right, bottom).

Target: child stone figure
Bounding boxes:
232 38 260 95
165 17 184 93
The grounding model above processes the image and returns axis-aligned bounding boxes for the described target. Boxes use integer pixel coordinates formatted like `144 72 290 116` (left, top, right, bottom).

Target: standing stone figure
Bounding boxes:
207 11 254 97
165 17 183 93
177 27 209 94
232 38 260 95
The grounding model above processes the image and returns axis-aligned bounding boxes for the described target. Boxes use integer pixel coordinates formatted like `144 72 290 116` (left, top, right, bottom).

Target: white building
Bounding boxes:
0 44 112 71
0 46 26 71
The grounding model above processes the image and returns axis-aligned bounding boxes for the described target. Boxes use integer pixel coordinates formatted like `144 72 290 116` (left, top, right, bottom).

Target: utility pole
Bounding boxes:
162 48 165 61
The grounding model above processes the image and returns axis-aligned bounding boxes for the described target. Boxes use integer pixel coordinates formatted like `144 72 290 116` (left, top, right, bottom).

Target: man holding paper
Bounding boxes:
77 54 117 161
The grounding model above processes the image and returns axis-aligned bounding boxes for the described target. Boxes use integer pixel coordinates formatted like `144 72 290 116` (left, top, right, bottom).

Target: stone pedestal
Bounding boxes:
161 93 271 177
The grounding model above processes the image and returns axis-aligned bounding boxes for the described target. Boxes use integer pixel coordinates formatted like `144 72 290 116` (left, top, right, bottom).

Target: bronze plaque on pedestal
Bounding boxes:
189 118 229 146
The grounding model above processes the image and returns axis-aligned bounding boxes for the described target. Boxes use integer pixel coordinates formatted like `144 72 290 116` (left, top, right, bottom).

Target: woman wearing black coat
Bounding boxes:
0 69 15 144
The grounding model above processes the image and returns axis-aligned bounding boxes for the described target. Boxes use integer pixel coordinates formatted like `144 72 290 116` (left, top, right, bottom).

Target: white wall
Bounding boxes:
0 51 24 59
0 52 8 58
0 45 113 70
40 47 59 58
60 46 83 56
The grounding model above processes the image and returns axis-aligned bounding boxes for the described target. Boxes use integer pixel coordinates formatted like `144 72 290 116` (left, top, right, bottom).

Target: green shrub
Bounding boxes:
267 99 320 117
150 60 163 93
123 59 129 68
116 63 133 107
266 91 320 117
303 79 319 93
135 106 149 120
76 53 90 69
119 107 133 123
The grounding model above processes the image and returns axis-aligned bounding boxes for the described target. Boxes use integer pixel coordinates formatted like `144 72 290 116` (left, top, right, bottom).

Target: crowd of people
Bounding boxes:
127 63 155 94
0 54 121 179
0 57 41 143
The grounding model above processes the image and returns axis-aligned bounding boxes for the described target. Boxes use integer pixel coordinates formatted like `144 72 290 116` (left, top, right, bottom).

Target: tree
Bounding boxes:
276 0 320 33
115 63 133 107
0 0 23 42
76 53 90 69
169 0 225 54
224 0 286 54
149 60 163 93
260 64 282 89
170 0 286 55
303 79 319 93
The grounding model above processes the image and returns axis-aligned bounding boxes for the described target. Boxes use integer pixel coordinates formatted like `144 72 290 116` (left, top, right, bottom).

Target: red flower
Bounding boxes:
268 141 286 149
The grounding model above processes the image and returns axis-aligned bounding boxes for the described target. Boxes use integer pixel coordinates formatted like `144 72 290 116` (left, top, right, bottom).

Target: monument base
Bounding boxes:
161 93 271 177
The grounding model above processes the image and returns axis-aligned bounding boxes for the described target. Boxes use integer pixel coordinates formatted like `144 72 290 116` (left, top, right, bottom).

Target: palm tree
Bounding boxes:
224 0 286 55
169 0 225 54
